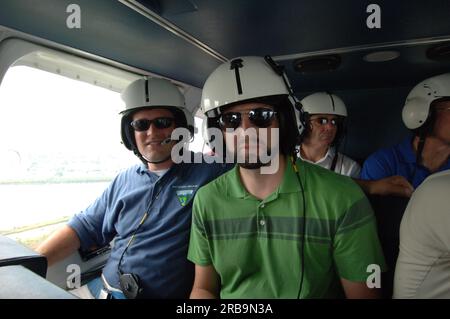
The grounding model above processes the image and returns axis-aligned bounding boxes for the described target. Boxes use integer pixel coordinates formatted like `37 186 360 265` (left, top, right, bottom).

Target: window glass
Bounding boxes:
189 116 211 154
0 65 136 249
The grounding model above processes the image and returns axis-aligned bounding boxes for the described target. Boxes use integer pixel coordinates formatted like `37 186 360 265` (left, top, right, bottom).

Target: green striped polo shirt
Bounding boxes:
188 158 386 298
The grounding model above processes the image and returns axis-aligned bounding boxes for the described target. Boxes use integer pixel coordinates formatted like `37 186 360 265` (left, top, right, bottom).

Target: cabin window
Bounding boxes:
0 65 137 249
189 116 212 154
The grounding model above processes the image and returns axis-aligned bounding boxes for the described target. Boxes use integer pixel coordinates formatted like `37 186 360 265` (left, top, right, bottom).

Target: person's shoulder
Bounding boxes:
338 152 361 175
180 152 233 172
124 163 144 173
401 170 450 244
360 140 406 179
422 169 450 185
365 145 396 163
113 163 143 181
300 160 369 218
339 152 359 165
195 165 236 198
105 164 146 192
366 137 411 163
302 159 355 186
202 165 235 188
301 159 365 200
412 169 450 202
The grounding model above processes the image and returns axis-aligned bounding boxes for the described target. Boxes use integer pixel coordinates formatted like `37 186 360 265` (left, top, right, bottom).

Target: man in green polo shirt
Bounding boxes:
188 56 386 299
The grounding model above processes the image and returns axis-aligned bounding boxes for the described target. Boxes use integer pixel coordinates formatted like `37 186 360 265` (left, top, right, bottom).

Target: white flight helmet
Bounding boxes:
201 56 304 134
120 77 194 153
300 92 347 117
402 73 450 130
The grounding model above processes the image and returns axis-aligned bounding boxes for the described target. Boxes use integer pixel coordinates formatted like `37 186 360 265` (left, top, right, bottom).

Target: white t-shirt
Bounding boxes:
298 147 361 178
150 168 170 177
394 169 450 299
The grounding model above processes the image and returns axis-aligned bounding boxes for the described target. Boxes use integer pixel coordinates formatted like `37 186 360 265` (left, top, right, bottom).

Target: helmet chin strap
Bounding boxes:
141 153 173 165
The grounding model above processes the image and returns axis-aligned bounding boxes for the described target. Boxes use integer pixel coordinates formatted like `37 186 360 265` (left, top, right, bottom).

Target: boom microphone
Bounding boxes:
160 137 174 145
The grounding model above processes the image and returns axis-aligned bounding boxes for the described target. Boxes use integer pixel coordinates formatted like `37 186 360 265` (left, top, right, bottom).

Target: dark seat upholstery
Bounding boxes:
368 195 410 299
0 235 47 277
0 265 77 299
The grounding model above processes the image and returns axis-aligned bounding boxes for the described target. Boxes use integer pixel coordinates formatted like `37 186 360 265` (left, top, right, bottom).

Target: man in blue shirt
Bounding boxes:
36 77 230 298
360 73 450 299
361 73 450 189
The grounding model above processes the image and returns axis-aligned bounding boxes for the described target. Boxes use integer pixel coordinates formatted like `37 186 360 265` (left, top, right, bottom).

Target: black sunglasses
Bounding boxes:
219 108 277 130
310 117 340 126
130 117 174 131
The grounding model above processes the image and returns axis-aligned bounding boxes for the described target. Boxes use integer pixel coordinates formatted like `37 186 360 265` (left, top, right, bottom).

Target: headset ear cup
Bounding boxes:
298 103 309 140
302 110 309 130
413 104 435 137
279 98 303 154
293 102 305 127
121 115 134 151
425 104 438 135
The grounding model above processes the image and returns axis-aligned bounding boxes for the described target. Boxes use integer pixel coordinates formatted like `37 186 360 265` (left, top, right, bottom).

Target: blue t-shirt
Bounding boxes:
68 155 231 298
360 137 450 189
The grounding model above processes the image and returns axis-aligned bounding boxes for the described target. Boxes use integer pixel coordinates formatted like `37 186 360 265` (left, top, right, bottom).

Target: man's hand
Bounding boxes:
355 176 414 198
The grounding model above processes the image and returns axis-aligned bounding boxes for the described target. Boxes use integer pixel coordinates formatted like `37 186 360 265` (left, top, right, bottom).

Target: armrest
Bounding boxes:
0 265 77 299
0 235 47 277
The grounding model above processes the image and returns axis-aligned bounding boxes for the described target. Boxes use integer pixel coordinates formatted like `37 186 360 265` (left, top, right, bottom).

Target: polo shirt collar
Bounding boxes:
136 162 177 179
298 146 334 165
136 163 148 175
226 165 248 199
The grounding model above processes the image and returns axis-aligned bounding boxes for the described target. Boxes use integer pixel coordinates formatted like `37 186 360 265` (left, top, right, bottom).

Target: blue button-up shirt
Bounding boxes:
68 155 231 298
360 136 450 189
